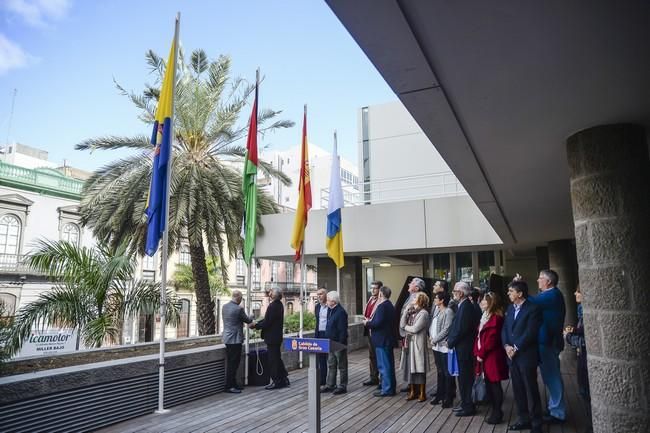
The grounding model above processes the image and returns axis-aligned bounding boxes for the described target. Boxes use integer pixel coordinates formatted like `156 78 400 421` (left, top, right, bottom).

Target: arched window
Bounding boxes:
0 292 17 317
286 302 294 315
179 245 191 265
0 214 21 255
177 299 191 338
61 223 80 246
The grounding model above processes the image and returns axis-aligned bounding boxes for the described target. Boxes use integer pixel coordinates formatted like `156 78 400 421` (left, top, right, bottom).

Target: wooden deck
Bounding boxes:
98 349 589 433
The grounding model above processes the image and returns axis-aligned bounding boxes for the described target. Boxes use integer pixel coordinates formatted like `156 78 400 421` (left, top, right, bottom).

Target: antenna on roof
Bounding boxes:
5 88 17 146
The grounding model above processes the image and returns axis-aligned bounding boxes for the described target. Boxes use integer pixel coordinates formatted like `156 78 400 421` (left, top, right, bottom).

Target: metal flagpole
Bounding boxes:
244 68 260 385
334 130 341 293
298 104 307 370
156 12 180 414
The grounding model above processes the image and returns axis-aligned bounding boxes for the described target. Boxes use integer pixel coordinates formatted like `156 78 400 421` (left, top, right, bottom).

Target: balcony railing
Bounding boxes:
320 170 467 208
0 254 39 274
263 281 318 293
0 161 84 199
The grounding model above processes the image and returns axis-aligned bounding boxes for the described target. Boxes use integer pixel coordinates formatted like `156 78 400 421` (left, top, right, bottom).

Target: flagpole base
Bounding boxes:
155 409 171 415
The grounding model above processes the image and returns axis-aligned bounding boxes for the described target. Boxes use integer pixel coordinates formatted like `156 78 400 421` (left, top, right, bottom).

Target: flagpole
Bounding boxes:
298 104 308 369
244 68 260 385
156 12 180 414
334 129 341 293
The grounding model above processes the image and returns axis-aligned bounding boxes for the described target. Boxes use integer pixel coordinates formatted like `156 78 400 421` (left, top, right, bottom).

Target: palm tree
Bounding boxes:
5 240 179 356
76 49 292 335
173 256 229 297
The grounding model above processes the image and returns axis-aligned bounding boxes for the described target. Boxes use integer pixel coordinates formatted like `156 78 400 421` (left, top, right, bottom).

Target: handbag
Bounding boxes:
447 349 459 376
472 372 487 403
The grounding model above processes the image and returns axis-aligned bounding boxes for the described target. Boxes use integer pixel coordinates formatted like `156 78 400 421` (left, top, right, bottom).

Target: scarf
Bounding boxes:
477 311 491 351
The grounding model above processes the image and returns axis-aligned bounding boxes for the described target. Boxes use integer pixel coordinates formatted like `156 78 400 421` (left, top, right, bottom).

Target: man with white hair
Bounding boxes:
447 282 480 416
222 290 253 393
320 291 348 395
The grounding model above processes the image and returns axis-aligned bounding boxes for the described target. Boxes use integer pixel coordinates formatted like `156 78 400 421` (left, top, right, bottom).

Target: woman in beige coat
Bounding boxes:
400 292 431 402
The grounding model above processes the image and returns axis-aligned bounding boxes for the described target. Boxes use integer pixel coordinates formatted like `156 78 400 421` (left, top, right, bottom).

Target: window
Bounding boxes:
252 302 262 318
478 251 496 290
61 223 80 246
143 255 155 270
252 263 261 283
0 292 17 317
271 261 278 282
340 168 359 185
286 302 294 315
138 313 154 342
0 214 20 255
286 263 294 283
433 253 451 282
455 252 473 283
179 245 191 265
142 270 155 281
236 257 246 276
177 299 190 338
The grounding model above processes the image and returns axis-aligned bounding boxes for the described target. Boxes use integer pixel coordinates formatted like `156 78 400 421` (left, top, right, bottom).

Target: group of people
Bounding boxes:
361 271 587 433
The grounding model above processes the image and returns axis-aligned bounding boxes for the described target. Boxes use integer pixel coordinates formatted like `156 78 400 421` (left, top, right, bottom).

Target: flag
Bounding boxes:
145 37 176 257
290 109 312 261
242 83 258 265
326 138 344 268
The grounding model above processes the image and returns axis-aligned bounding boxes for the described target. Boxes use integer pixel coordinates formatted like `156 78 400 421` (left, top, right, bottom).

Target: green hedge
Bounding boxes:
284 311 316 333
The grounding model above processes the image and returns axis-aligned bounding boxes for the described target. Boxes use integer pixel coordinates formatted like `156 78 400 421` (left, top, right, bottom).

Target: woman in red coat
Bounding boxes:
473 291 509 424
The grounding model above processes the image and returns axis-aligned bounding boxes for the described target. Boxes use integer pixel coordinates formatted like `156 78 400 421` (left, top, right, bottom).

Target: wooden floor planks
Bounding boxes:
97 348 589 433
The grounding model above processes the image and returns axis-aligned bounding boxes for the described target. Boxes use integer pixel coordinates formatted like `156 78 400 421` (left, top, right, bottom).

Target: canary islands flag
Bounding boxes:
326 137 344 268
144 37 176 257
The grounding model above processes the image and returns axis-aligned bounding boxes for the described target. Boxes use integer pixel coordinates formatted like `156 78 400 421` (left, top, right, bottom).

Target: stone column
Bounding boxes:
548 239 578 326
567 124 650 433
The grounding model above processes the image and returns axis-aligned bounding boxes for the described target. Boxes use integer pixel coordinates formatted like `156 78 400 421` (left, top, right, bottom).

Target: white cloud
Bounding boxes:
4 0 72 27
0 33 32 75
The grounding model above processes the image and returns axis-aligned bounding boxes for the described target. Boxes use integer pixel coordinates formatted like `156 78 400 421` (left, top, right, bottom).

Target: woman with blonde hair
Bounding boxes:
473 291 509 424
400 291 430 402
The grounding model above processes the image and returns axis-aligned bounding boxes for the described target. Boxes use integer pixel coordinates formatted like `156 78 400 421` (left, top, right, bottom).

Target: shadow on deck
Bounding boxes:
97 348 589 433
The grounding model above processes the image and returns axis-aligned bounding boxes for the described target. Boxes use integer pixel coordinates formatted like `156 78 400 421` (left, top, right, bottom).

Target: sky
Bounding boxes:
0 0 396 171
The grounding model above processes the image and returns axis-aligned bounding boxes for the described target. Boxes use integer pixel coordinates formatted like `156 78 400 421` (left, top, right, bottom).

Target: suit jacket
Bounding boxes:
324 304 348 345
447 299 480 360
363 296 379 336
254 299 284 345
529 287 566 350
501 300 542 367
366 300 396 348
221 300 252 344
314 302 327 338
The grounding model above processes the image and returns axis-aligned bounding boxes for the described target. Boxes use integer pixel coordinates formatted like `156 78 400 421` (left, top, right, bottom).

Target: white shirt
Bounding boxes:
318 302 328 331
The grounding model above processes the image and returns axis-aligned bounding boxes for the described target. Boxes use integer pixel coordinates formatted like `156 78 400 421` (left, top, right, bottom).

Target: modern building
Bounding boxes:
322 2 649 432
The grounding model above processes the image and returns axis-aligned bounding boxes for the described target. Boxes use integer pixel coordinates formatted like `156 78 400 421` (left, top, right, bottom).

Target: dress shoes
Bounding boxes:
508 421 532 430
486 413 503 425
235 385 244 390
225 387 241 394
543 415 565 424
332 387 347 395
362 380 379 386
429 396 442 405
441 400 454 408
455 409 476 417
320 386 335 393
452 405 463 412
265 382 285 390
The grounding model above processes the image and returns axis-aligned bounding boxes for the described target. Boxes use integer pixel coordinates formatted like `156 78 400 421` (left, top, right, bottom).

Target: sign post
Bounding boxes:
284 337 346 433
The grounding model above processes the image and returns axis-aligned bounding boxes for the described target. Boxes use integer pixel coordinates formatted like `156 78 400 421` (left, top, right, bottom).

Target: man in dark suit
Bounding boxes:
314 287 329 385
447 282 480 416
362 280 382 386
321 291 348 395
364 285 396 397
250 288 289 390
502 280 543 433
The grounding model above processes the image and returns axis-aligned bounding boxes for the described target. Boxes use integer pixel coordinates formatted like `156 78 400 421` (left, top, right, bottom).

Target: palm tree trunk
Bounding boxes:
189 243 216 335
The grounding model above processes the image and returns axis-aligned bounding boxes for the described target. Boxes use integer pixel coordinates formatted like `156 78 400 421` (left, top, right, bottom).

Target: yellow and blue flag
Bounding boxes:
326 137 344 268
145 38 176 257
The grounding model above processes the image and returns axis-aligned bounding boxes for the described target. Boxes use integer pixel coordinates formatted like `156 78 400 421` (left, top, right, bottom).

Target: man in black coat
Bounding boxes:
501 280 543 433
447 282 480 416
250 288 289 390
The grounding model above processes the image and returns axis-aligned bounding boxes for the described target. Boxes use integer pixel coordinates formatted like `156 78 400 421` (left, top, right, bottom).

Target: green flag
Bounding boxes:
242 84 258 265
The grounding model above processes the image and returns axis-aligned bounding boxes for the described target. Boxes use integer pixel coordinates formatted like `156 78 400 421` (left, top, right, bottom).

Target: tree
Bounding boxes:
5 240 179 356
284 311 316 333
76 49 292 335
173 256 229 297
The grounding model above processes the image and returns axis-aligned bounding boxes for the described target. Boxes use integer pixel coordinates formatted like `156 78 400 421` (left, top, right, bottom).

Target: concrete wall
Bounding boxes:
256 195 502 260
374 264 422 295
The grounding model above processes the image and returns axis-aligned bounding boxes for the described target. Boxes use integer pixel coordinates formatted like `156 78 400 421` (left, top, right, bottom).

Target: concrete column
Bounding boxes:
567 124 650 433
547 239 578 326
317 256 362 316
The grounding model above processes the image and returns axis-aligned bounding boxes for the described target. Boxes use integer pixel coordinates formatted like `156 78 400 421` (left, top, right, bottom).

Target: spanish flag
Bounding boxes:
326 136 344 268
144 36 177 257
290 107 312 261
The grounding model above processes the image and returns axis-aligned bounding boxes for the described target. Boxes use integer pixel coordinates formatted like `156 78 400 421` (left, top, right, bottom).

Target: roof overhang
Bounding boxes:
326 0 650 248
